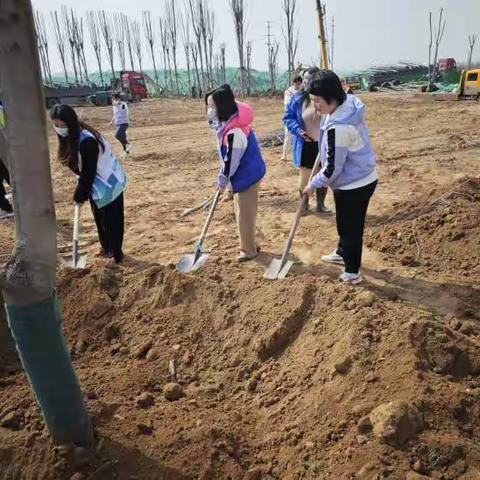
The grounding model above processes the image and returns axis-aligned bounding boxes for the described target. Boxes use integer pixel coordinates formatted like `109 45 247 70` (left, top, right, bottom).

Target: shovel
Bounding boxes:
264 153 322 280
61 204 87 269
181 194 214 217
177 189 221 273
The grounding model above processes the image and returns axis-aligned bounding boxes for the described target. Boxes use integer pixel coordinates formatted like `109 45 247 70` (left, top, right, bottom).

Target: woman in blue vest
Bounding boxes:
284 67 331 215
51 105 127 263
206 84 266 263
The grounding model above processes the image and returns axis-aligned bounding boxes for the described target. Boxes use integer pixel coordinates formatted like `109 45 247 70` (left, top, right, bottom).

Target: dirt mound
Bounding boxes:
3 255 480 478
367 177 480 279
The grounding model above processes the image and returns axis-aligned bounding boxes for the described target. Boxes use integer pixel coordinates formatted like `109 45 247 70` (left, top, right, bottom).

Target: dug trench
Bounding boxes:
2 96 480 479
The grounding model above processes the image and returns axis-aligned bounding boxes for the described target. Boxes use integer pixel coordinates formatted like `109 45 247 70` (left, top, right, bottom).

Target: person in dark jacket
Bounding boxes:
0 157 12 214
206 84 266 263
284 67 332 215
51 104 127 263
0 103 12 214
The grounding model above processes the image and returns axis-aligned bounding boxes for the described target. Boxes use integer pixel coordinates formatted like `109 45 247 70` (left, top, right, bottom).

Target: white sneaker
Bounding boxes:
339 271 363 285
322 250 345 266
125 143 132 154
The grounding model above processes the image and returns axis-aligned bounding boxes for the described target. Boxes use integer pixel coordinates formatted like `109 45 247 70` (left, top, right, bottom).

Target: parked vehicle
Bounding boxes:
118 71 148 102
458 69 480 100
438 58 457 73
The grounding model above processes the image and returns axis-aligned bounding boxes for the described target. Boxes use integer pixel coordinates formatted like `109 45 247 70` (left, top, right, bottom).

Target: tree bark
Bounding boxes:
0 0 93 447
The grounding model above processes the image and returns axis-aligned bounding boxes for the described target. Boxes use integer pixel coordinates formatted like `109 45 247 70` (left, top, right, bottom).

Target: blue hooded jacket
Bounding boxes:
283 92 307 168
310 95 377 191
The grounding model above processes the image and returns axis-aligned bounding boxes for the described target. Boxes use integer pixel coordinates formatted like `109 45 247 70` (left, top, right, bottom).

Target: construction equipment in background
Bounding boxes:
342 75 362 93
44 70 148 108
458 69 480 100
316 0 329 70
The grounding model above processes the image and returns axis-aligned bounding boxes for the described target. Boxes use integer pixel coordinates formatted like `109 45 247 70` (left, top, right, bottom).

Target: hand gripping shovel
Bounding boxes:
61 204 87 269
264 153 322 280
177 189 221 273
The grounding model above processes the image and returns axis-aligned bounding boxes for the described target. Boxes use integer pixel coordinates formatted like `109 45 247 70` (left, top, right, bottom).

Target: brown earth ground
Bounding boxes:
1 94 480 480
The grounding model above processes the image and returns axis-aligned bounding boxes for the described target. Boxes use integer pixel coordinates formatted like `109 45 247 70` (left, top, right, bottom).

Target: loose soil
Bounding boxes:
1 94 480 480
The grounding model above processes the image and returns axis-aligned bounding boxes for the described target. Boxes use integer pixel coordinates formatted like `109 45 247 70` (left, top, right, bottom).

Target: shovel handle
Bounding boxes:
72 204 81 265
276 153 324 272
198 189 221 245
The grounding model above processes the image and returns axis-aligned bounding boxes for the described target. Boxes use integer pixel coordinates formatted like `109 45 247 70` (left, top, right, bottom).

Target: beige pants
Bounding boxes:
298 167 312 192
234 181 261 256
281 126 292 160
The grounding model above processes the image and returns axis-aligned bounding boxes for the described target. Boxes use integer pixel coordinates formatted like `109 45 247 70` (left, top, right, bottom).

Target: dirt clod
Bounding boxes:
136 392 154 409
163 383 184 401
370 401 423 446
89 295 113 319
335 356 352 374
0 411 22 430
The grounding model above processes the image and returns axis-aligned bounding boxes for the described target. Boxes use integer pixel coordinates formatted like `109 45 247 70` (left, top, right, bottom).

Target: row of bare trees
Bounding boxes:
34 0 303 96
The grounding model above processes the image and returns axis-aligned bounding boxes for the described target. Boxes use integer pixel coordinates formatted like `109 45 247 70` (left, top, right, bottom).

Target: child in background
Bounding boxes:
110 93 131 154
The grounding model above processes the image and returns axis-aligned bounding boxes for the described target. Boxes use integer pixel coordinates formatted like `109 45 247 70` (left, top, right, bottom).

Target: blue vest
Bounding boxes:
221 130 266 193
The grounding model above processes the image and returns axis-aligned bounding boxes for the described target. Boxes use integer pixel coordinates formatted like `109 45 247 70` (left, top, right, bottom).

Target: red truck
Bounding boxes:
438 58 457 73
119 71 148 102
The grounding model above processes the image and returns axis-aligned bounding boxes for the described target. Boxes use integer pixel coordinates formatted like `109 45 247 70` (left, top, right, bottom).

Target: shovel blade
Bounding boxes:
263 258 294 280
176 252 210 273
61 253 88 269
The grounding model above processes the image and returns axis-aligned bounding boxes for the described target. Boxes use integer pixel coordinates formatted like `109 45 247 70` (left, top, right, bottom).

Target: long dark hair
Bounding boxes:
302 66 321 107
308 70 347 106
204 84 238 122
50 104 105 171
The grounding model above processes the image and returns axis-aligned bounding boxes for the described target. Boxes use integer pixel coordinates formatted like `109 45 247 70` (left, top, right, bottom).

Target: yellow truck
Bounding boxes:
458 69 480 100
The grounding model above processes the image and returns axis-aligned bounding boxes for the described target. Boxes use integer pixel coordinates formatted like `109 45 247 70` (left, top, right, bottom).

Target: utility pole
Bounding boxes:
315 0 329 69
0 0 93 447
331 16 335 71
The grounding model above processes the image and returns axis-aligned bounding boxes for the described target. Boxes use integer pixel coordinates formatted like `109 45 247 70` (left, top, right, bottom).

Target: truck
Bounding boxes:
44 70 148 108
438 58 457 73
458 69 480 100
118 71 148 102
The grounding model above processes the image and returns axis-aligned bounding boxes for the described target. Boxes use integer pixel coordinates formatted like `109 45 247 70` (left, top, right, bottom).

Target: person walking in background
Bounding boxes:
304 70 378 285
206 84 266 263
284 67 332 215
281 75 303 162
51 104 127 264
110 93 131 155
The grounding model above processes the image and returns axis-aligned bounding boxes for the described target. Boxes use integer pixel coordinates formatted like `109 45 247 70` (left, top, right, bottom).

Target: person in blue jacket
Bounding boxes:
304 70 378 285
206 84 266 263
284 67 331 215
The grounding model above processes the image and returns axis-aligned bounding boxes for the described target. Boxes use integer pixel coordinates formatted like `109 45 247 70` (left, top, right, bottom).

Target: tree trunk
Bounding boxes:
0 0 93 447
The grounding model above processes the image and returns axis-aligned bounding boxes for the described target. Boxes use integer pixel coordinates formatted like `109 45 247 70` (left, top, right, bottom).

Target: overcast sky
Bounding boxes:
32 0 480 75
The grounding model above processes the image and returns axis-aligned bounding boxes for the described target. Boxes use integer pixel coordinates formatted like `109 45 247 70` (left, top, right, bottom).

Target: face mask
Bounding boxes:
207 107 217 124
54 125 69 137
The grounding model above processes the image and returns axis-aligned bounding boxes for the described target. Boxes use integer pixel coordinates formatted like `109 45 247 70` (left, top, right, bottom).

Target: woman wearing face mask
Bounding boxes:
284 66 331 215
51 104 127 264
304 70 378 285
206 84 266 263
110 93 131 154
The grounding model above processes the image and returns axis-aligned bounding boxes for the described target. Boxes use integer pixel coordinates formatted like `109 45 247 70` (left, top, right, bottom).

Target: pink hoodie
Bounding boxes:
221 102 253 145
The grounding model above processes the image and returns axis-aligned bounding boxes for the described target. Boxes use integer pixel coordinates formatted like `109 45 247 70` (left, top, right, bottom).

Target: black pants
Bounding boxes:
334 181 377 274
115 124 129 151
90 193 124 263
0 158 11 211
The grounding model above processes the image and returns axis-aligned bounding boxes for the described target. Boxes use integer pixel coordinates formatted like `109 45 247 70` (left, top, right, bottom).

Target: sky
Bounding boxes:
32 0 480 75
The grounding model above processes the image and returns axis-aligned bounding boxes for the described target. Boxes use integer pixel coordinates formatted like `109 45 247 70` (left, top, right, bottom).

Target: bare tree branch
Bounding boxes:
87 12 104 85
281 0 298 85
113 14 127 72
132 20 143 73
468 34 477 69
51 10 69 83
99 11 116 81
143 11 160 88
229 0 247 96
124 16 136 71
